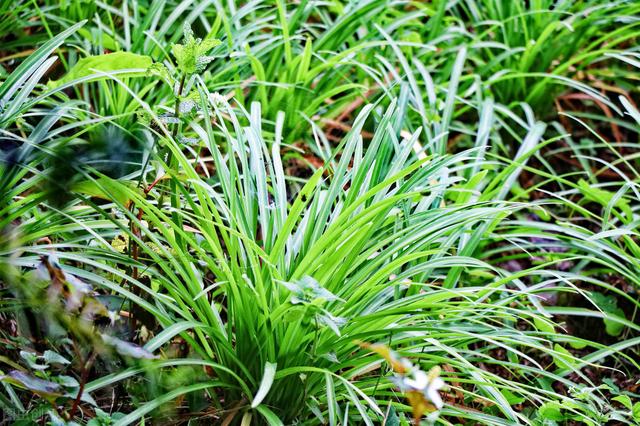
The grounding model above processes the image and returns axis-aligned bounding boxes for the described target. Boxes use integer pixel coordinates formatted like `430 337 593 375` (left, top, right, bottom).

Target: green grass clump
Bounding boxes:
1 1 639 425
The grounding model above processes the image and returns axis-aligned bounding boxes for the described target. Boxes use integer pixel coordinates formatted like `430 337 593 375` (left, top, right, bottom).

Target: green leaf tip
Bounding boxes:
172 23 221 75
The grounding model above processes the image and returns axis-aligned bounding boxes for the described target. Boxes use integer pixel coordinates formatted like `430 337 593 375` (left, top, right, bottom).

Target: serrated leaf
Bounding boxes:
172 23 221 75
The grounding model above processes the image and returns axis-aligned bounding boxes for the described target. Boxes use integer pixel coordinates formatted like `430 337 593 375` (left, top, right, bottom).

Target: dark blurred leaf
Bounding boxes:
0 370 61 396
385 405 401 426
56 375 79 388
590 291 626 336
101 334 158 359
20 351 48 370
96 295 125 312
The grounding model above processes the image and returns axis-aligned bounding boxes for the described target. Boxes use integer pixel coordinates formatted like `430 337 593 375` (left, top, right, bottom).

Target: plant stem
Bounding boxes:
169 73 187 250
67 351 97 420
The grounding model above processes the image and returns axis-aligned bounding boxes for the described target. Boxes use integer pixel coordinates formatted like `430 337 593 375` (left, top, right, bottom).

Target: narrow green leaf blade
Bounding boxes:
251 362 277 408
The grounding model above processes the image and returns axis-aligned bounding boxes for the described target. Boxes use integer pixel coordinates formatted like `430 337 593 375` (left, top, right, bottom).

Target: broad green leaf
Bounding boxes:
501 389 525 405
538 402 565 421
552 344 577 369
72 177 136 206
48 52 153 89
604 311 626 337
632 402 640 421
534 317 555 334
568 340 588 350
454 170 487 204
612 395 633 410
